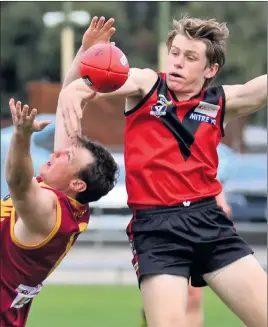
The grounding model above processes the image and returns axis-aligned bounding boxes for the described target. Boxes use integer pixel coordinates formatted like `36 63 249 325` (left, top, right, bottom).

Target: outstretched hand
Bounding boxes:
9 98 50 134
82 16 116 50
59 82 97 140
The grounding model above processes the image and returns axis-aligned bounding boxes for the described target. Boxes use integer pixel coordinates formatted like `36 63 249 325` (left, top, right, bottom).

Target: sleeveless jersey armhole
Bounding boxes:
125 75 160 117
10 197 62 250
218 85 226 137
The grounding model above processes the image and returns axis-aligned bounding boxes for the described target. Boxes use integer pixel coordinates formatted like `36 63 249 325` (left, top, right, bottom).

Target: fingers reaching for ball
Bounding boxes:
9 98 50 134
82 16 116 50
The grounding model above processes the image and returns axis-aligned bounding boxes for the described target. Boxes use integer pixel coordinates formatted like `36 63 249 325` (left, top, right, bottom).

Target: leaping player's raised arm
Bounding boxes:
54 17 115 150
223 74 267 123
54 17 117 151
55 16 154 150
5 99 57 234
58 68 157 142
56 16 158 139
53 84 97 151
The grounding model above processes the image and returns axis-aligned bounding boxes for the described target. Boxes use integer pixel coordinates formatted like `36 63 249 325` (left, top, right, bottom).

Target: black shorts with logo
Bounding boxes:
126 197 253 287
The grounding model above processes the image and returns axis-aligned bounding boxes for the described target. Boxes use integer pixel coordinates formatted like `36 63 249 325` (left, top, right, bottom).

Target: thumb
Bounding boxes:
83 91 97 100
39 120 51 131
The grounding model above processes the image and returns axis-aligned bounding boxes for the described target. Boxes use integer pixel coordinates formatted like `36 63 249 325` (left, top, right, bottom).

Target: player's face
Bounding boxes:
166 34 218 95
39 145 94 194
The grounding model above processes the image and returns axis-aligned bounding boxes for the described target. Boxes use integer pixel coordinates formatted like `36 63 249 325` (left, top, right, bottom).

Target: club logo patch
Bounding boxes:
150 94 173 117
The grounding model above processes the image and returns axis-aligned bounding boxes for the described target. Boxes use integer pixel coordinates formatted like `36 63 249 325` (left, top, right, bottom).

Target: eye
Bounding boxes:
171 52 178 56
188 56 196 61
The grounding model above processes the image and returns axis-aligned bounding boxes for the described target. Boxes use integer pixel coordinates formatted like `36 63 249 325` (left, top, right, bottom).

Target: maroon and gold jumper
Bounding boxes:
0 177 90 327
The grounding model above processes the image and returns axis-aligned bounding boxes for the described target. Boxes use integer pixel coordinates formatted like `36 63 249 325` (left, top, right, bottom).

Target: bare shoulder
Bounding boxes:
130 67 157 78
11 181 58 235
130 68 158 96
125 68 159 112
222 84 243 101
130 67 158 83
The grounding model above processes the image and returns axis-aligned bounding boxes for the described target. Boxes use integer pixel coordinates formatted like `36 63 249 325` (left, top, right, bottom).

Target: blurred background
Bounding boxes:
1 2 267 327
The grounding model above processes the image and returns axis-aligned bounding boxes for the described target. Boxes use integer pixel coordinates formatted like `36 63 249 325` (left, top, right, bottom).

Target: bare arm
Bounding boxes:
54 85 79 152
54 83 98 151
65 67 157 110
59 68 157 138
59 16 158 138
54 104 73 151
66 67 154 98
55 17 119 149
62 46 88 90
6 99 57 234
223 74 267 123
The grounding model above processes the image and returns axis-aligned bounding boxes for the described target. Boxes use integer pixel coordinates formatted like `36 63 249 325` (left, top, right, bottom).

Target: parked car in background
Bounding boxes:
224 153 267 223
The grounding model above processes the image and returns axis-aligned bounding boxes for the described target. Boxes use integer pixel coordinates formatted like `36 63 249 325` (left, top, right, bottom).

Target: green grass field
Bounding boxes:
27 285 243 327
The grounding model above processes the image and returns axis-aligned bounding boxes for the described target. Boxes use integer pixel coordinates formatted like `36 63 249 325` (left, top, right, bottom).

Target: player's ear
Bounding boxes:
69 179 87 193
204 63 219 79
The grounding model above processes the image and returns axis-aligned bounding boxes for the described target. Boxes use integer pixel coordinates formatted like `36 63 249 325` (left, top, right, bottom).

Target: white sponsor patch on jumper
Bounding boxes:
189 113 216 125
194 101 220 118
11 283 43 309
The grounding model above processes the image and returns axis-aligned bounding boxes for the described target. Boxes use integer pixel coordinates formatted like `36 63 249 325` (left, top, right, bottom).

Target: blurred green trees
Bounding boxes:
1 1 267 124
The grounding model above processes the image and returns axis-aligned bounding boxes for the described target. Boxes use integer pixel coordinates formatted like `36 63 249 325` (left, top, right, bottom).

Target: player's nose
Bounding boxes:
174 54 184 68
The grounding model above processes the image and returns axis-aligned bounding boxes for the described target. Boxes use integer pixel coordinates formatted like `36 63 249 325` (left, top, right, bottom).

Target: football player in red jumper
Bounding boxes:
62 16 267 327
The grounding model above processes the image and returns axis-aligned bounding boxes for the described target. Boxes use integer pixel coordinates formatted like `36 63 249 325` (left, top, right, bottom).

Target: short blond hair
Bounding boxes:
166 16 229 86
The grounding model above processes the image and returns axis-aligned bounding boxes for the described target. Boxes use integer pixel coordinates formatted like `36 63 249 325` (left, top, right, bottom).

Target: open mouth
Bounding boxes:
46 161 51 167
170 73 183 79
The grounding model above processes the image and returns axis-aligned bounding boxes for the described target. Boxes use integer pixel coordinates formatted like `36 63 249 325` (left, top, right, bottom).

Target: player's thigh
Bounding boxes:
203 255 267 327
187 284 203 311
141 274 189 327
186 285 203 327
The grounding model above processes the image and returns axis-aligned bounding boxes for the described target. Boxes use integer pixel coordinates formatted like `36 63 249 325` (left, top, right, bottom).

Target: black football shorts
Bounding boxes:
126 197 253 287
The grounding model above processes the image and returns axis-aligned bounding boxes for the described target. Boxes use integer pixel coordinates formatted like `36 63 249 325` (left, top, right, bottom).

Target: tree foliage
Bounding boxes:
1 1 267 124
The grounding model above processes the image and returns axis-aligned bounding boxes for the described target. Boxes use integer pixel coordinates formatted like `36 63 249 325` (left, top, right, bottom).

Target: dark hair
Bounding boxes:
75 136 119 204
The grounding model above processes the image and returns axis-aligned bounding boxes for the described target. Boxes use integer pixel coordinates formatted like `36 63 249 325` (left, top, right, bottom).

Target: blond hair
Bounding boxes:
166 16 229 87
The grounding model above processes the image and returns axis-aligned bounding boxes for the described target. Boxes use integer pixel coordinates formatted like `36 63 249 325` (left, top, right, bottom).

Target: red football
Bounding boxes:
80 43 130 93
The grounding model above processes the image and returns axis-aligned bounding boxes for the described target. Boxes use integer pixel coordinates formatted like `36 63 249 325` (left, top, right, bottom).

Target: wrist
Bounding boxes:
81 41 106 52
14 127 33 138
80 44 89 52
